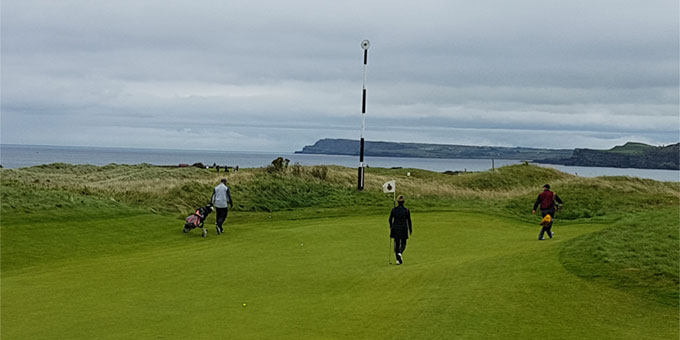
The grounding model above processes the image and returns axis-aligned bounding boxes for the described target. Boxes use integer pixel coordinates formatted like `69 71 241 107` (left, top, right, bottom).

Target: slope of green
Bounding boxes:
2 163 679 339
560 207 679 305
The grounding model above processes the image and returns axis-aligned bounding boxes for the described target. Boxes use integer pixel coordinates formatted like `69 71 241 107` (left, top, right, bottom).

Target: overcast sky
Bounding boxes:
2 0 678 152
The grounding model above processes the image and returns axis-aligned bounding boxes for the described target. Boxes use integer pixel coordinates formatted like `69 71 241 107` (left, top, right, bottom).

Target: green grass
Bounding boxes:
2 211 677 339
560 207 680 305
2 163 679 339
2 212 677 339
608 142 654 155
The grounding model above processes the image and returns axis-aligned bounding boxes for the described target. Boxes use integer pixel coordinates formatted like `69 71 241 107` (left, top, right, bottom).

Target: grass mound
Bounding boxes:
8 162 675 219
504 175 679 222
1 163 215 216
560 207 680 305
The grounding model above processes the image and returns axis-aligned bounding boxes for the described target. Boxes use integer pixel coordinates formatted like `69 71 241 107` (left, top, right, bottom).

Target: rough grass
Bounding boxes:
4 162 678 229
4 162 676 218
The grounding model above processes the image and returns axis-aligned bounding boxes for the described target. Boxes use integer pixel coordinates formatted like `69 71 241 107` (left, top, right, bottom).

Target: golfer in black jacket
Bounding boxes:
389 195 413 265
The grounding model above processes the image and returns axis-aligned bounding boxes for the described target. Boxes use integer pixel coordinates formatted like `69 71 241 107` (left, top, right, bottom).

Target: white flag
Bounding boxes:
382 180 396 193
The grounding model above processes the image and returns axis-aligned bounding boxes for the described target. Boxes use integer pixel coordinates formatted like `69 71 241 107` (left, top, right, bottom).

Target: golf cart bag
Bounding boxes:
540 213 552 227
183 204 213 236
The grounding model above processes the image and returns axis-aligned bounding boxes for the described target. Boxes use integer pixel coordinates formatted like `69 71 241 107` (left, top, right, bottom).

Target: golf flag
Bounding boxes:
382 180 396 193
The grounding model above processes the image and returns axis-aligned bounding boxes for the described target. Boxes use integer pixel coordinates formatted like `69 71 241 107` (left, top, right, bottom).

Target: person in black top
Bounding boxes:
389 195 413 265
532 184 564 240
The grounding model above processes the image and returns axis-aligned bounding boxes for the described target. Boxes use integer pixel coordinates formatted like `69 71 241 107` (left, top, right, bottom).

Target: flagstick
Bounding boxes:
357 40 370 191
388 237 392 265
390 190 394 264
383 179 396 265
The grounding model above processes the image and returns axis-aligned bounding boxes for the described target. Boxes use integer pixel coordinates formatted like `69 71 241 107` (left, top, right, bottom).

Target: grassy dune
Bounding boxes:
1 163 678 339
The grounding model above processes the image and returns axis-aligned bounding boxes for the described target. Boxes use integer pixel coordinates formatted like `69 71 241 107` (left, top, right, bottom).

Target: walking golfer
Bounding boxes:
211 178 233 235
389 195 413 265
532 184 563 240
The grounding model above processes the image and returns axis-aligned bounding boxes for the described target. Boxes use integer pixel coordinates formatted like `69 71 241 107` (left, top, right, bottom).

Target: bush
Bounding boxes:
310 166 329 180
267 157 290 173
290 162 303 177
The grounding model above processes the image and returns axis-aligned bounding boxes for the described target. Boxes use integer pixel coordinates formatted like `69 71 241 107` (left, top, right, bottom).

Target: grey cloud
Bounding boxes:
1 0 678 152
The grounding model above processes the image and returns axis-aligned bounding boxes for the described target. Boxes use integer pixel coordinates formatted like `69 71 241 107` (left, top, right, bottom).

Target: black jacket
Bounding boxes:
389 205 412 239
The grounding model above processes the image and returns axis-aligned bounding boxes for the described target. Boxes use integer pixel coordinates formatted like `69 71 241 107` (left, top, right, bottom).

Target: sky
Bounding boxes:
1 0 678 152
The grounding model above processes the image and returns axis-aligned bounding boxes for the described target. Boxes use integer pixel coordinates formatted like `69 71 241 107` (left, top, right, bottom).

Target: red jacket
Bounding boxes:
533 190 563 210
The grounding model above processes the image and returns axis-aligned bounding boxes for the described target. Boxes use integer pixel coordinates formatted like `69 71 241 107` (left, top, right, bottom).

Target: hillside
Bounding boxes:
296 138 572 160
609 142 656 155
537 142 680 170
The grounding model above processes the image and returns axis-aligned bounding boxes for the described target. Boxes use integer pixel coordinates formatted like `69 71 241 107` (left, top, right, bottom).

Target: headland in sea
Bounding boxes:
2 143 679 182
297 139 680 170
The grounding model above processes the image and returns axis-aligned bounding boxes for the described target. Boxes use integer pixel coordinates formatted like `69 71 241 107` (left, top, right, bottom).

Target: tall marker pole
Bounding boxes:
358 39 370 191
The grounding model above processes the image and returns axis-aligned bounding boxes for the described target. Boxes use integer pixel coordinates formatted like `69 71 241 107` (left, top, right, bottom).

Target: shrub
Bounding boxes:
310 166 329 180
267 157 290 173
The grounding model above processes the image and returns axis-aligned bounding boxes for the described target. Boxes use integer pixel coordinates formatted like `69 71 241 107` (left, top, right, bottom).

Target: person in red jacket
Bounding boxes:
532 184 563 240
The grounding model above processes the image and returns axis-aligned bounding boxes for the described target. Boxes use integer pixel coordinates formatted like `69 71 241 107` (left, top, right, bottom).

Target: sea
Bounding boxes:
1 144 679 182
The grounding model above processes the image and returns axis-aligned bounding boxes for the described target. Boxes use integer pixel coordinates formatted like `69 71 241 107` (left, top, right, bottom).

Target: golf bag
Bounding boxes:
540 213 552 226
183 204 213 235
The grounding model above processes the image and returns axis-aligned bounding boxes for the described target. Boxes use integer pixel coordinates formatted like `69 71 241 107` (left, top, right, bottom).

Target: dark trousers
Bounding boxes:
539 209 555 240
394 238 407 254
216 208 229 228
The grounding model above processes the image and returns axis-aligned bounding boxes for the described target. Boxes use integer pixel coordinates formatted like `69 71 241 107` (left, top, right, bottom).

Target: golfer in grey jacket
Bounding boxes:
211 178 233 235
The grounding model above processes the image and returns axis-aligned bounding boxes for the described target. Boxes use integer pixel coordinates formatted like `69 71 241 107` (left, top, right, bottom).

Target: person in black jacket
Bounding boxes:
389 195 413 265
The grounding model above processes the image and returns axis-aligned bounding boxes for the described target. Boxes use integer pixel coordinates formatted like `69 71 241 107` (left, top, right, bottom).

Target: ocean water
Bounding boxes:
1 144 678 182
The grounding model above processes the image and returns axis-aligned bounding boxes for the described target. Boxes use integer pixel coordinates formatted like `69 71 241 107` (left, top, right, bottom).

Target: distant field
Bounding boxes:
1 164 678 339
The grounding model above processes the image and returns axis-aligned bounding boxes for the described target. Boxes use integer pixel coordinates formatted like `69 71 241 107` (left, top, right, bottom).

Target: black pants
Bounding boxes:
539 209 555 239
394 238 407 254
216 208 229 228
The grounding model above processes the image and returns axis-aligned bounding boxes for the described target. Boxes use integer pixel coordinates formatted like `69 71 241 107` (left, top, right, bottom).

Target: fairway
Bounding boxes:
2 211 676 339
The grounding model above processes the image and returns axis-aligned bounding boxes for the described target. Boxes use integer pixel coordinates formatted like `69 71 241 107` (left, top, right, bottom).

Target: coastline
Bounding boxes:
2 144 679 182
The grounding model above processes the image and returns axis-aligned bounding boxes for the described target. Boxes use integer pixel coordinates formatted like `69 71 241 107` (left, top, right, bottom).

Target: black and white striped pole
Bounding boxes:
358 39 370 191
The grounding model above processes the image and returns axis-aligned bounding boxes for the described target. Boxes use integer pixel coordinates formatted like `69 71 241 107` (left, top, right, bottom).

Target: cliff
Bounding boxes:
296 138 572 160
537 142 679 170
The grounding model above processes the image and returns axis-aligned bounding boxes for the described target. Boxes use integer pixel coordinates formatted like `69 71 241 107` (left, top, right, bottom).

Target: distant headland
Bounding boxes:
296 139 680 170
537 142 679 170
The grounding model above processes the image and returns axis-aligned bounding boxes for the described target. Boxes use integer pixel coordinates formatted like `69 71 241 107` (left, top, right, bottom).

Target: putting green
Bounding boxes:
2 211 677 339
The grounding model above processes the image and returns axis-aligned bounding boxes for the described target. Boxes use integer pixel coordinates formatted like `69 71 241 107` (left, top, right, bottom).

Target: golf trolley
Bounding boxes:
183 204 213 238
